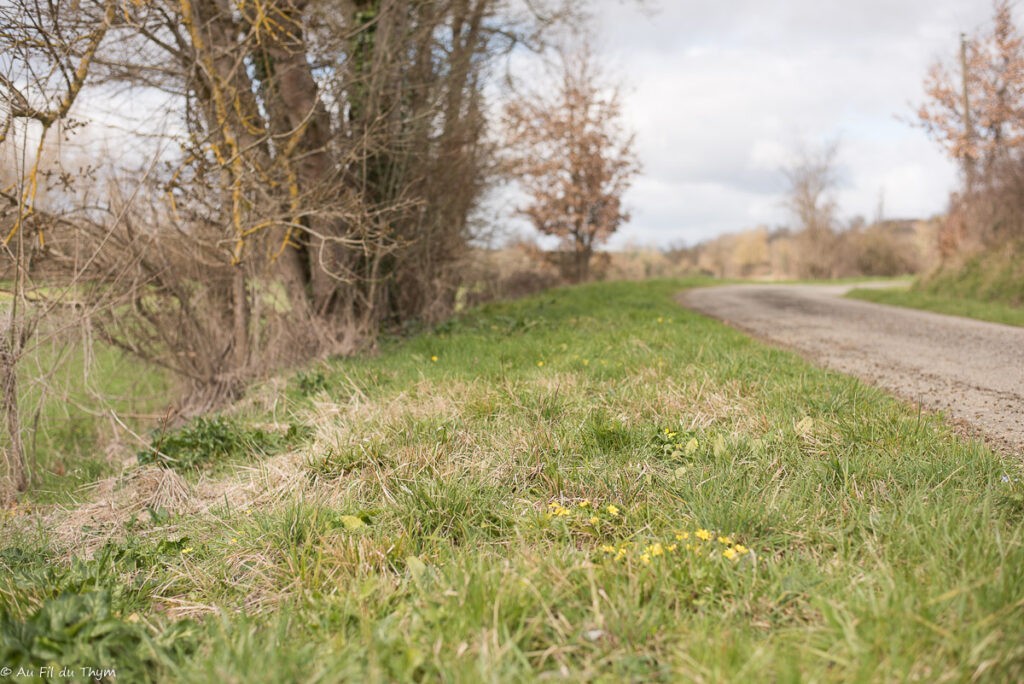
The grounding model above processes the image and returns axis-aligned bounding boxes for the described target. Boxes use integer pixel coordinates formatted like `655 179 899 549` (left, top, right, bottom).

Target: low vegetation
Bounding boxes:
848 244 1024 327
10 321 170 504
2 280 1021 681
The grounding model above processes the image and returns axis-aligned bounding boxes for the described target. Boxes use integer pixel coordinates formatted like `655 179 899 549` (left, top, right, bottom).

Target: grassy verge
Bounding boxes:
2 279 1022 682
847 286 1024 327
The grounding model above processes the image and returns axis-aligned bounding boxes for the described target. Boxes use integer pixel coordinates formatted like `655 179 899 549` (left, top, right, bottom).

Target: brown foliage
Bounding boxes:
504 43 639 283
918 0 1024 253
918 1 1024 175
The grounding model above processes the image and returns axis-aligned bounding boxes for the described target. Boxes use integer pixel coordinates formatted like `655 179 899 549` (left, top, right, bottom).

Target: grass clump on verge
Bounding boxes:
2 278 1023 681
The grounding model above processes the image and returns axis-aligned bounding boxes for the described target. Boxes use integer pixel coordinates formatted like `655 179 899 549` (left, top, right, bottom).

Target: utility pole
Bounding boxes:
960 32 975 194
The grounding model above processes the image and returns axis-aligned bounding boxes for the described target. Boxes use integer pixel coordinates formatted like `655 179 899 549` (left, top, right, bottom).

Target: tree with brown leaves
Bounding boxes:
505 45 639 283
917 0 1024 250
918 0 1024 182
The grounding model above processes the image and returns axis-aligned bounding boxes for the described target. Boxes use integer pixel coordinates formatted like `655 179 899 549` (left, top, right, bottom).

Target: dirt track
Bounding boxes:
680 284 1024 455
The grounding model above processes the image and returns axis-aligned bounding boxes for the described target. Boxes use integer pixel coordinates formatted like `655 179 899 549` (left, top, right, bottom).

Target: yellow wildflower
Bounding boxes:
547 502 570 517
718 536 733 545
667 544 678 552
431 355 438 362
615 548 628 561
582 359 590 366
640 553 651 565
181 547 194 554
695 529 712 541
734 544 749 555
578 500 591 508
722 548 738 561
537 361 545 367
675 532 690 541
589 516 599 525
647 543 665 557
600 545 616 554
605 505 620 517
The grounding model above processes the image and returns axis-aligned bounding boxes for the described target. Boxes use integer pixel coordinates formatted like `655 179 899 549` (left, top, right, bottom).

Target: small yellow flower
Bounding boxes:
536 361 545 367
181 547 194 554
675 532 690 541
546 501 570 518
229 538 237 544
718 536 733 545
722 548 738 560
640 553 651 565
667 544 678 552
734 544 749 555
605 505 620 517
582 359 590 366
657 317 664 323
600 545 617 554
696 529 712 541
647 543 665 557
578 500 591 508
589 516 599 525
431 355 438 362
615 548 628 561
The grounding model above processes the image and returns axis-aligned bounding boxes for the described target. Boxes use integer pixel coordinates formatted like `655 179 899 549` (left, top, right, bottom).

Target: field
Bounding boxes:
2 279 1022 682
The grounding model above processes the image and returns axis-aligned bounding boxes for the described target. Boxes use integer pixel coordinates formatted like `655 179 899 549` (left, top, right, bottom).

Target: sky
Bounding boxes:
579 0 994 248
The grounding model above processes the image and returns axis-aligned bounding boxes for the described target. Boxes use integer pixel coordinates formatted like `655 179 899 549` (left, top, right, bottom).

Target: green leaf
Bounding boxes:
340 515 366 530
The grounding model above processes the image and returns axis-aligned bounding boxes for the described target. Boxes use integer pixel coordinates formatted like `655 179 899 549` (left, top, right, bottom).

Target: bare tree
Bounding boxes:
505 42 640 283
784 141 840 279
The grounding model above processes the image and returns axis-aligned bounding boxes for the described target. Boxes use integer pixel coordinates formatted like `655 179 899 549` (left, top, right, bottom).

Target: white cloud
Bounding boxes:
587 0 993 246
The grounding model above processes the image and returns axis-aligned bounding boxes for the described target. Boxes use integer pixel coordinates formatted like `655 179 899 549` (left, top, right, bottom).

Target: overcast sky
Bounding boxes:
580 0 993 248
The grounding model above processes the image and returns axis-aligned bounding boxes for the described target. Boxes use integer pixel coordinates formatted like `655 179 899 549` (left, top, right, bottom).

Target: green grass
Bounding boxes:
14 329 172 503
2 279 1023 682
847 245 1024 327
847 286 1024 327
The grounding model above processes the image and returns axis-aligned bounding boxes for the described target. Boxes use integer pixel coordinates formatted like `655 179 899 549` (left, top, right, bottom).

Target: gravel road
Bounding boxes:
680 283 1024 455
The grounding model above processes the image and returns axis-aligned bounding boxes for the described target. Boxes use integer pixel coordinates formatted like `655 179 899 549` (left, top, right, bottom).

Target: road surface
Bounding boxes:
680 283 1024 455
